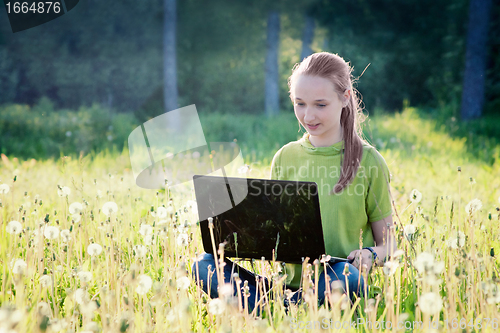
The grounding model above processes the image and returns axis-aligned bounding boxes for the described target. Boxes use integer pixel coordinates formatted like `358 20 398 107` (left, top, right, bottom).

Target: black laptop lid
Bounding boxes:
193 175 326 263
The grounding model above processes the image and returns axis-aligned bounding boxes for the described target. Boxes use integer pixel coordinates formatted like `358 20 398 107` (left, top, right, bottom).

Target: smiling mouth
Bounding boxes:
306 123 320 128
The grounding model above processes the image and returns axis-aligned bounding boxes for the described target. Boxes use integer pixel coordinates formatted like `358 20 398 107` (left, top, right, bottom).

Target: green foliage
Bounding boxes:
0 98 139 159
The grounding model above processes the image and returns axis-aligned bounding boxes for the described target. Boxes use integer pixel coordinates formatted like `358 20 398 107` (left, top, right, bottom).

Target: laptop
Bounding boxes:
192 174 350 265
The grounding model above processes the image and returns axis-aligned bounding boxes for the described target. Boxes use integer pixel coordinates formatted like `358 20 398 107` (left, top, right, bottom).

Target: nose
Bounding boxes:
303 107 315 123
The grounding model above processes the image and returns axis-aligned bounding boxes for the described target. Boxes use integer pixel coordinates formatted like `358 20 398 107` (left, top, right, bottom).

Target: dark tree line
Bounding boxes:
0 0 497 120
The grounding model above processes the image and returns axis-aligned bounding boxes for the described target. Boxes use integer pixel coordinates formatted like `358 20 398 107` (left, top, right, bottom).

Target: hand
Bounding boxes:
347 249 374 274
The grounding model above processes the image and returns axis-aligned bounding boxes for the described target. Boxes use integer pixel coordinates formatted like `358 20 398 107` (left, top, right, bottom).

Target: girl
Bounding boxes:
272 51 396 304
193 51 396 311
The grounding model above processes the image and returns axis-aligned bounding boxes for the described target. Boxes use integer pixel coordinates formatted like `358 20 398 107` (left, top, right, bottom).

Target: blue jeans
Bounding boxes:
192 253 365 312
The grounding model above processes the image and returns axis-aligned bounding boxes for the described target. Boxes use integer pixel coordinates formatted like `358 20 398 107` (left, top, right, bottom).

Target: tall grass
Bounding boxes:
0 106 499 332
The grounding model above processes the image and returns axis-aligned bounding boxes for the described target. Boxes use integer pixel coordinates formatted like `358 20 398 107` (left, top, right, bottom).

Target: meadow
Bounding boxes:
1 106 500 332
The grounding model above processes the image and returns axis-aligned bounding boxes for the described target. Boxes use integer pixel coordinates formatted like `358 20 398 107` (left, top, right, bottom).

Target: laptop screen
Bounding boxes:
193 175 326 263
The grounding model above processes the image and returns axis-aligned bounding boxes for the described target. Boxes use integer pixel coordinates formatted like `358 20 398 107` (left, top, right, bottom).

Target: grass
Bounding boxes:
0 106 500 332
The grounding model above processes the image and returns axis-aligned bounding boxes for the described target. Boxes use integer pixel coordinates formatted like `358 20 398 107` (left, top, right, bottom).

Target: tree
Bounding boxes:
300 14 315 61
164 0 179 114
460 0 493 120
265 10 280 117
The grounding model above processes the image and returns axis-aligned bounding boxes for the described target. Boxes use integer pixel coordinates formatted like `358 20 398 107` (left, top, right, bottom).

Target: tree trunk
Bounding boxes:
460 0 493 120
265 10 280 117
164 0 179 115
301 15 315 61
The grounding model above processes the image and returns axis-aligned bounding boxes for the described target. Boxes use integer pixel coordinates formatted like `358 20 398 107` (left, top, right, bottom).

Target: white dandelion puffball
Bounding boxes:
135 274 152 295
37 301 52 317
447 231 466 249
80 301 98 316
6 220 22 235
57 186 71 197
44 226 59 240
11 259 27 275
69 202 84 215
87 243 103 256
74 288 87 305
409 189 422 204
383 261 399 276
39 275 52 288
208 298 225 315
61 229 71 242
176 276 190 290
418 292 442 315
403 224 416 240
102 201 118 216
139 224 153 236
465 198 482 214
153 206 168 218
134 245 148 258
0 183 10 194
77 271 93 283
71 214 81 223
96 190 103 198
176 233 189 247
413 252 435 275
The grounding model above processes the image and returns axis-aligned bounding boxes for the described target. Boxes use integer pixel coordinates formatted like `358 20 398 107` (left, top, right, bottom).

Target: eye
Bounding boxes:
318 104 326 108
296 103 304 106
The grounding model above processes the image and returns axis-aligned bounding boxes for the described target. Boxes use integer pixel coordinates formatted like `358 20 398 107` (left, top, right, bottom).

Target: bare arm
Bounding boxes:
347 215 397 273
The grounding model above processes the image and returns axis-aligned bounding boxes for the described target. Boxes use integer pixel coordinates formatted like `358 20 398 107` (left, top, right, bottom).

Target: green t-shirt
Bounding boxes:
270 133 392 289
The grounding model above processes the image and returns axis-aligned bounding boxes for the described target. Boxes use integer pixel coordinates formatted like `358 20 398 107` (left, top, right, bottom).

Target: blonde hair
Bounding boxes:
288 52 367 194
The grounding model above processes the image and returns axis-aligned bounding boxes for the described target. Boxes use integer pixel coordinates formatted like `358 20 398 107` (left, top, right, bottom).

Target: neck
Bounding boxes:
309 129 344 147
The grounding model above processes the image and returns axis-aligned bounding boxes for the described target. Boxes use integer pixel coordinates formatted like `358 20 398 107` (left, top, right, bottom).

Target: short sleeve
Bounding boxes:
365 148 392 222
270 147 283 180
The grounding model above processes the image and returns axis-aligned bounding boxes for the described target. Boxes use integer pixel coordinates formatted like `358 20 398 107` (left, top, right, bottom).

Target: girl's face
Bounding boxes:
292 75 349 147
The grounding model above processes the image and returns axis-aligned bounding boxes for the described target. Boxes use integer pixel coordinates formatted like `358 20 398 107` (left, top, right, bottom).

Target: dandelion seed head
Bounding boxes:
87 243 103 256
139 224 153 236
80 300 98 316
0 183 10 194
101 201 118 216
208 298 225 315
392 249 404 258
176 233 189 247
144 234 153 246
39 275 52 288
418 292 442 315
69 202 83 215
77 271 93 283
219 283 233 298
383 261 399 276
135 274 152 295
6 221 22 235
176 276 190 290
57 186 71 197
61 229 71 242
413 252 435 275
11 259 27 275
465 198 482 214
403 224 416 240
44 226 59 240
71 214 81 223
447 231 466 249
153 206 167 218
37 301 52 317
74 288 87 305
410 189 422 204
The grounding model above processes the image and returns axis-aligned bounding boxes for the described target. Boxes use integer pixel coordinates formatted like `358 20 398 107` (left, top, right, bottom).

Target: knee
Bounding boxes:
192 253 216 276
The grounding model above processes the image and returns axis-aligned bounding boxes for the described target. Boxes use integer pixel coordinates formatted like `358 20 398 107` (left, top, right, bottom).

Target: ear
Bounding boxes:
343 89 351 105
